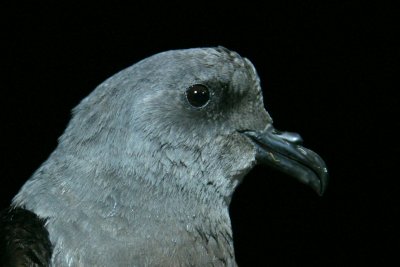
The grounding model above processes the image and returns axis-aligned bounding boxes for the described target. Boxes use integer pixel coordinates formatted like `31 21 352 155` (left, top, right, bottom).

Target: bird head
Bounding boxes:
23 47 327 211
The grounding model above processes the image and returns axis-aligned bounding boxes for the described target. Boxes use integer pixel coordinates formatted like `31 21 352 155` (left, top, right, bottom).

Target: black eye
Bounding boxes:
185 84 210 108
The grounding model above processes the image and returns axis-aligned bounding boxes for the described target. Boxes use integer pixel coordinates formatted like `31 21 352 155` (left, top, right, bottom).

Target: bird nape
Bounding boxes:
0 47 328 266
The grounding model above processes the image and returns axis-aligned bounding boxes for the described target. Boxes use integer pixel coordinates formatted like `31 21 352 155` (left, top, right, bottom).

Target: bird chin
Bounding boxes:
239 126 328 196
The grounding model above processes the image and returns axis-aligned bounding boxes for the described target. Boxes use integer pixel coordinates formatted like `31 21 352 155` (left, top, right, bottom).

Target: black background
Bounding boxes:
0 2 397 266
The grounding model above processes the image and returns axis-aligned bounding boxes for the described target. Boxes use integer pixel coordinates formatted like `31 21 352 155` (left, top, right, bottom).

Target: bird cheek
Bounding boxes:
225 132 258 183
229 105 272 134
248 108 272 131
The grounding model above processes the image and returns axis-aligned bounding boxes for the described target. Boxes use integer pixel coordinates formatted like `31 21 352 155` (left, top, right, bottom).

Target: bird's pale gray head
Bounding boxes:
13 47 327 266
51 47 273 205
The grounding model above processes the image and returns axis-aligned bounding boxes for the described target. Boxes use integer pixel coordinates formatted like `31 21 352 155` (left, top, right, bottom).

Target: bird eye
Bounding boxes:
185 84 210 108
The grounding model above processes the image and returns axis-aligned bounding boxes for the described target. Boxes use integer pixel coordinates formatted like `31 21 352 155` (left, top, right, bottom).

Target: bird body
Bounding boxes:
1 47 328 266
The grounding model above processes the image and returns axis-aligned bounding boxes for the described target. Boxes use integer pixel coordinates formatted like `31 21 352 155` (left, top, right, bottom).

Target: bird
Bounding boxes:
0 47 328 266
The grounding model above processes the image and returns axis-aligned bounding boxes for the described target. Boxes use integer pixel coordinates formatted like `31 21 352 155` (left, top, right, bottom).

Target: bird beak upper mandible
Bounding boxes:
240 125 328 195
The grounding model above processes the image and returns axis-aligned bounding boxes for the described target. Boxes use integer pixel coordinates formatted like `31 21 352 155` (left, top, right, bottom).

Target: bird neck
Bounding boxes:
13 148 238 265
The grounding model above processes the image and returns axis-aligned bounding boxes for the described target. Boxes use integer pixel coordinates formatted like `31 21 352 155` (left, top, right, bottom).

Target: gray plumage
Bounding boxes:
12 47 328 266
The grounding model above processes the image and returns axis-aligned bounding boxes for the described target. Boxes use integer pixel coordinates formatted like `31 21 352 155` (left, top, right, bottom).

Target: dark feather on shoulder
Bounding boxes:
0 207 52 267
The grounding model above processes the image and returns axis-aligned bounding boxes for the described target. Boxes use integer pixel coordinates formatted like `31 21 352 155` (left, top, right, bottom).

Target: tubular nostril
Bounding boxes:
280 132 304 145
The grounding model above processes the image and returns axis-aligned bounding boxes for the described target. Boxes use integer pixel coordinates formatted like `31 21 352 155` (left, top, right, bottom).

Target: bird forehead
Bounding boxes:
169 46 245 63
145 48 260 96
148 47 248 76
